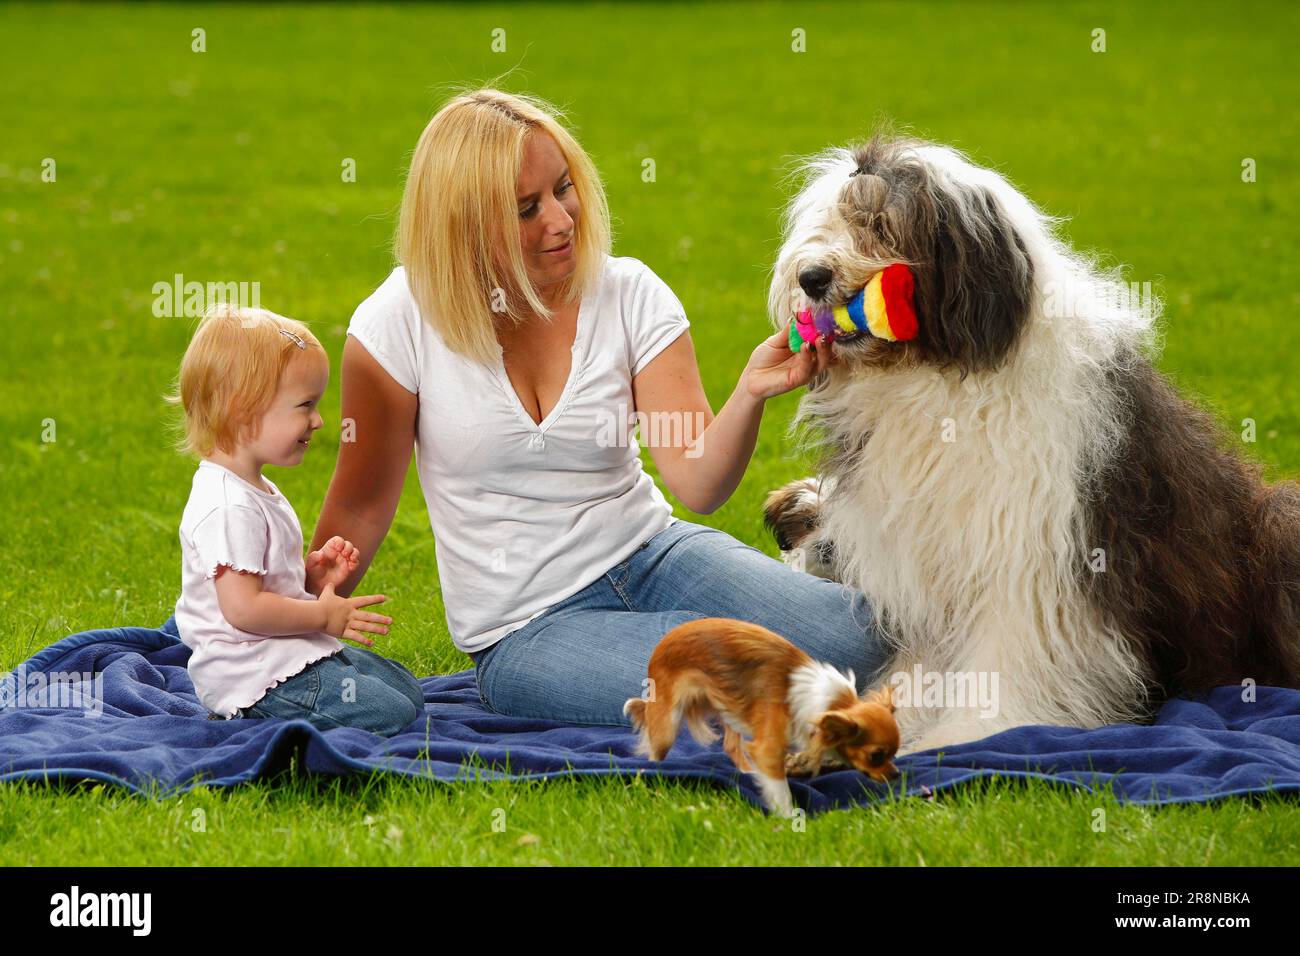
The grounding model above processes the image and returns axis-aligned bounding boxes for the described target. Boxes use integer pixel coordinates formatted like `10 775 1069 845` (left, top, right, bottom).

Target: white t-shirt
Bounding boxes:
174 460 344 717
346 254 689 653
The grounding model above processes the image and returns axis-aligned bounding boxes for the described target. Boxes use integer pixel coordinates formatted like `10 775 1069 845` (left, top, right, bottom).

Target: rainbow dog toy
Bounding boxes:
789 263 919 352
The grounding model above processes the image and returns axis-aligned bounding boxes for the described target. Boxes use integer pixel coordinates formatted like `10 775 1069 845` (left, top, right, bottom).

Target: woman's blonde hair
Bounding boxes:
163 305 325 458
396 87 612 367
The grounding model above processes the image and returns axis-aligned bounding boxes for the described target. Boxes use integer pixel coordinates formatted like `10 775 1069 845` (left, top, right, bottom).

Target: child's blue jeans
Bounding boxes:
236 646 424 737
469 517 890 726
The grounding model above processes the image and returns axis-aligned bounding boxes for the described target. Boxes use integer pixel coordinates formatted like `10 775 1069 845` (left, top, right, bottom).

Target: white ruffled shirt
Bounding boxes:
174 460 343 717
346 254 688 654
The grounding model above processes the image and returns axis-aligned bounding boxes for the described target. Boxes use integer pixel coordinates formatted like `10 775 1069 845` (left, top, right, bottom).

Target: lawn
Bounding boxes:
1 0 1297 865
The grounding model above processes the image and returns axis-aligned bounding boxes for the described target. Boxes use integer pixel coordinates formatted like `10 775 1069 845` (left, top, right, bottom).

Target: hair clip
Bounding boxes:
278 328 306 350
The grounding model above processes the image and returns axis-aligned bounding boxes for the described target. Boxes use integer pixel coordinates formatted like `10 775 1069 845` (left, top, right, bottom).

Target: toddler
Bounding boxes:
166 304 424 736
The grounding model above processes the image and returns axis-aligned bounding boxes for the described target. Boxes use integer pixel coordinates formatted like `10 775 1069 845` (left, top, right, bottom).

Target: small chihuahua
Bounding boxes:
624 617 900 817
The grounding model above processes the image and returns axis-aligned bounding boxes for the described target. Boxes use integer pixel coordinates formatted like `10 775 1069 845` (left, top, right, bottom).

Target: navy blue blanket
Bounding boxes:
3 617 1299 815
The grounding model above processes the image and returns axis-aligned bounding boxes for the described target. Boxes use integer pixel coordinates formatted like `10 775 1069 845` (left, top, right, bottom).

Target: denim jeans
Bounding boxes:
237 646 425 737
468 518 890 726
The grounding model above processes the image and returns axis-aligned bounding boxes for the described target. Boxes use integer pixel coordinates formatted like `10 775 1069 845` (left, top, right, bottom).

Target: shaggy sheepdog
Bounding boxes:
763 132 1300 754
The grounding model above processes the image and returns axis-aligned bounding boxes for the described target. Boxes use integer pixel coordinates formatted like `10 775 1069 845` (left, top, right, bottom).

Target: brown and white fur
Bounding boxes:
624 618 899 817
765 131 1300 756
762 476 840 580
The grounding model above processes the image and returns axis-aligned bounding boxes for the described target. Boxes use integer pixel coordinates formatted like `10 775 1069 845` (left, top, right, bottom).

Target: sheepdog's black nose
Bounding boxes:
798 265 834 300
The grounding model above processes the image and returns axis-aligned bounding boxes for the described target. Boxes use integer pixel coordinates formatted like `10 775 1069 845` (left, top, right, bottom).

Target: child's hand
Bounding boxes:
317 582 391 647
305 536 360 595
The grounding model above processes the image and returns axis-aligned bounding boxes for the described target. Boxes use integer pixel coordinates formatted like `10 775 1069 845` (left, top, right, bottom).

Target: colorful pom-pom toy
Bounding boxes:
788 263 919 352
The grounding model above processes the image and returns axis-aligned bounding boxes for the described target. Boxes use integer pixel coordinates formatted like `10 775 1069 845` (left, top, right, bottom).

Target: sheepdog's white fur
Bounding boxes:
769 137 1163 754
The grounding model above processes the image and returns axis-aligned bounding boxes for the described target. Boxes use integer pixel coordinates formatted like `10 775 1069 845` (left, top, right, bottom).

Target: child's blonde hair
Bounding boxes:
164 304 324 458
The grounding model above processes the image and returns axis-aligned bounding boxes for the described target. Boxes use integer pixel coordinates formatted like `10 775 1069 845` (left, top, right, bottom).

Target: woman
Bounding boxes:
312 88 889 725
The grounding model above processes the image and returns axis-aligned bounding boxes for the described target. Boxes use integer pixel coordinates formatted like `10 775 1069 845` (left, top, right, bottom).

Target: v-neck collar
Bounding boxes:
491 290 592 435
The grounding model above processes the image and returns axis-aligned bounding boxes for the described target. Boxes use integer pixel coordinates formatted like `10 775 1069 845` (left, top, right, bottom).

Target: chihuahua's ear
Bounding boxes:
867 685 896 714
818 712 865 747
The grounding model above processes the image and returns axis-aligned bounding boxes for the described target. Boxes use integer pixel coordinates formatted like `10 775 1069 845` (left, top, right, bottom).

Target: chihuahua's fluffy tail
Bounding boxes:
623 697 653 758
624 686 719 761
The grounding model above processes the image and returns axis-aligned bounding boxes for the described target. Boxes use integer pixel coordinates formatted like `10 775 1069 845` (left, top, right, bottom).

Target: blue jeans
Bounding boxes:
237 646 424 737
469 518 890 726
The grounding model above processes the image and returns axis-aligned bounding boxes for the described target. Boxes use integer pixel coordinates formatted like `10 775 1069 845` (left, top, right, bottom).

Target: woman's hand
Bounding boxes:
317 582 391 647
305 536 360 596
741 320 838 402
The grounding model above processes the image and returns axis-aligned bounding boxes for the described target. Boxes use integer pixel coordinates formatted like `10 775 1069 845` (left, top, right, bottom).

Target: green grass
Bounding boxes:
2 0 1298 865
3 771 1294 866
